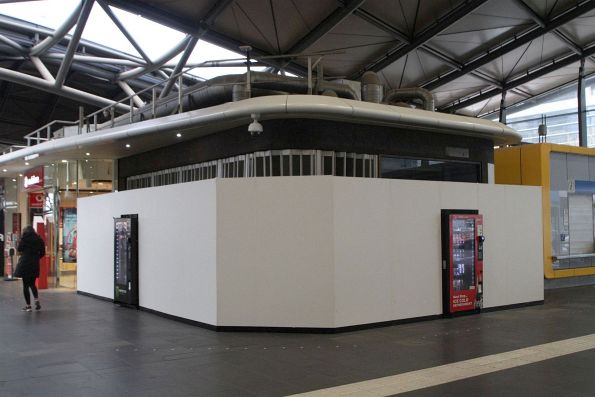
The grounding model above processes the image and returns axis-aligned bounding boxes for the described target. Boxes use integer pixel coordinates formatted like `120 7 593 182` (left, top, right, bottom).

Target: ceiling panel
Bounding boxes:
429 0 535 61
523 0 582 19
214 0 337 55
362 0 467 37
515 62 584 96
432 74 490 107
379 48 453 89
477 33 569 81
557 10 595 47
303 14 395 77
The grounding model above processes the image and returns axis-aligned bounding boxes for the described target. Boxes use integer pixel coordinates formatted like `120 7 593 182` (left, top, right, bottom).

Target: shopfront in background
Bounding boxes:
1 159 113 288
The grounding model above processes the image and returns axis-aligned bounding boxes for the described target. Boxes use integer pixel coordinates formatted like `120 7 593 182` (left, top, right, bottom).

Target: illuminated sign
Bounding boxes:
29 192 44 208
23 167 44 190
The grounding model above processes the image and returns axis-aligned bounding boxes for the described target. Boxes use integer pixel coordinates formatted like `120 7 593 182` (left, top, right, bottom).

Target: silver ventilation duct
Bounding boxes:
383 87 435 111
361 71 383 103
103 72 359 129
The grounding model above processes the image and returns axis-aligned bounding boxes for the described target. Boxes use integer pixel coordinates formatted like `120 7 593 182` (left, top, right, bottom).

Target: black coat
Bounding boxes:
16 231 46 278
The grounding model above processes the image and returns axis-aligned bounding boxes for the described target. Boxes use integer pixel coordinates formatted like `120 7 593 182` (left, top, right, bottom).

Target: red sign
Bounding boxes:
29 192 44 208
12 213 21 235
23 166 44 191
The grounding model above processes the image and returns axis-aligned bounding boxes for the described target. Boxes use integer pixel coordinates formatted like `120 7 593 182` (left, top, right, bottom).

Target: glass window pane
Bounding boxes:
292 155 301 176
265 155 271 176
356 158 363 177
336 156 345 176
346 156 354 177
272 155 281 176
282 155 290 176
238 160 244 177
323 156 333 175
256 157 264 177
302 155 312 175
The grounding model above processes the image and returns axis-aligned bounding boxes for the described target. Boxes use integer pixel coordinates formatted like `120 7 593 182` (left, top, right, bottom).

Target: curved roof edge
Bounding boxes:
0 95 521 173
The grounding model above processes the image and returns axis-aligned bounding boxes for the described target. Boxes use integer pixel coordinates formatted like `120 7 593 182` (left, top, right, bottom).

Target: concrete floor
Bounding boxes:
1 280 595 396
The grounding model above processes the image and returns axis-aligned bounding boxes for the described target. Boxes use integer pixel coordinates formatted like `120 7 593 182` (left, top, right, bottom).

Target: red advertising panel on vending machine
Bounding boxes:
441 210 484 316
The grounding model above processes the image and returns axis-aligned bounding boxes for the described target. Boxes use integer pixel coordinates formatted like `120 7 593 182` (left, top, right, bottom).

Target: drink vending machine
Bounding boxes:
114 214 138 307
441 210 484 316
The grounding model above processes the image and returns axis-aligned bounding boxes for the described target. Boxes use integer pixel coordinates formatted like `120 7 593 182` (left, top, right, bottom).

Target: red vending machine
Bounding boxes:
441 210 484 316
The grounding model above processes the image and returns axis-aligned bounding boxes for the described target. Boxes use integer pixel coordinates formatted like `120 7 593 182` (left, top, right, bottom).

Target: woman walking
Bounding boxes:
15 226 46 312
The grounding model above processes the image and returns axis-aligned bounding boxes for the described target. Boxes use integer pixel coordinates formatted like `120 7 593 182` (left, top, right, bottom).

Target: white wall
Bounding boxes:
330 179 543 327
78 177 543 329
78 180 218 324
216 178 335 327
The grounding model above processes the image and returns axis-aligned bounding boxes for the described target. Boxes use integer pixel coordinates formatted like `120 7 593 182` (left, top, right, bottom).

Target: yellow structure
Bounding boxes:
495 143 595 279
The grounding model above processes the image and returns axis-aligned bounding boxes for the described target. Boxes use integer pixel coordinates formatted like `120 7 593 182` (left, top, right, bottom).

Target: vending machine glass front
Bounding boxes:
449 215 477 313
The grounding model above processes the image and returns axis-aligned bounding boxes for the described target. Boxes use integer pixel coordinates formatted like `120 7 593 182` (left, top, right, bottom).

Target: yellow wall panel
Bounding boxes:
495 143 595 280
494 147 521 184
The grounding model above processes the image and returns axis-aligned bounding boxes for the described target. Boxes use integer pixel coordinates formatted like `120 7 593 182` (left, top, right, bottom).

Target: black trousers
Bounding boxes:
22 277 38 306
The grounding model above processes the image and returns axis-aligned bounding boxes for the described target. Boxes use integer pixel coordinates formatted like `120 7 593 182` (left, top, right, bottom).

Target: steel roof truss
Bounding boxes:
287 0 367 55
441 43 595 113
29 1 83 56
97 0 152 63
159 36 198 99
424 0 595 91
55 0 95 89
354 0 489 78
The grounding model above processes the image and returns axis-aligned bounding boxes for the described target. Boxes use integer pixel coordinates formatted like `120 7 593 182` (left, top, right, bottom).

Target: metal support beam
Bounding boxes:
117 81 144 107
424 0 595 91
0 14 147 64
118 35 191 81
352 7 410 43
512 0 584 55
578 58 588 147
499 90 507 124
0 34 26 54
29 1 84 56
97 0 152 63
353 0 488 78
440 44 595 113
287 0 366 55
159 36 198 98
104 0 307 76
43 53 144 66
352 10 504 89
55 0 95 88
30 56 55 83
0 66 130 112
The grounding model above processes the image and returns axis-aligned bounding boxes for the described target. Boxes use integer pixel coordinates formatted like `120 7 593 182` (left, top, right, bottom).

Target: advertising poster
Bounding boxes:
63 208 77 263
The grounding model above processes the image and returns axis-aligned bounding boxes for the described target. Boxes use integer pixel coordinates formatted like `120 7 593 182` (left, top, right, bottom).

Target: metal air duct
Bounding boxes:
383 87 435 111
361 71 383 103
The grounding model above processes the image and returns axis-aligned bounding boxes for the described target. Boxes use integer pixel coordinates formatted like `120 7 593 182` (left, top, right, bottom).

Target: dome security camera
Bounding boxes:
248 113 262 135
248 120 263 135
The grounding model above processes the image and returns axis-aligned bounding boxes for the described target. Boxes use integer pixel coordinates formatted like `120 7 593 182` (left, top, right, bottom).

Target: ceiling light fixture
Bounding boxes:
24 153 39 161
176 133 182 138
125 144 131 148
85 152 90 156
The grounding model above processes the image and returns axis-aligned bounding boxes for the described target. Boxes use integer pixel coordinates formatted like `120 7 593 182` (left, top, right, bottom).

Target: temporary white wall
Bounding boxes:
77 177 543 329
77 180 218 324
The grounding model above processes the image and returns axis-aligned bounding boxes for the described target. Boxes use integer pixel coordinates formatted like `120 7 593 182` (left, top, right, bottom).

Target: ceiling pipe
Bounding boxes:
384 87 435 111
29 1 84 56
0 66 131 112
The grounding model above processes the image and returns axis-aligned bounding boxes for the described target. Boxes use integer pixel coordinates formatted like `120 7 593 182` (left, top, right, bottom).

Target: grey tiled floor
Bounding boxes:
2 281 595 396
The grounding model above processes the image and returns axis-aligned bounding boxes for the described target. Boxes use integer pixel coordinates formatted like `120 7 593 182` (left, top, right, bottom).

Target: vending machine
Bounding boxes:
114 214 139 307
441 210 484 316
